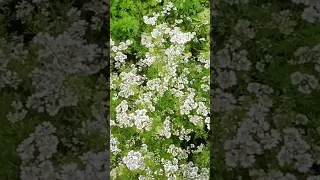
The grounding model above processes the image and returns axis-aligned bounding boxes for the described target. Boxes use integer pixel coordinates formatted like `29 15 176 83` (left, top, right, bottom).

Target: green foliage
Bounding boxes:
110 1 210 179
110 0 209 52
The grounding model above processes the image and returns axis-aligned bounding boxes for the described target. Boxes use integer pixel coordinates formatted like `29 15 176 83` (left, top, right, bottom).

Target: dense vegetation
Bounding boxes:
211 0 320 179
0 0 109 179
110 0 210 179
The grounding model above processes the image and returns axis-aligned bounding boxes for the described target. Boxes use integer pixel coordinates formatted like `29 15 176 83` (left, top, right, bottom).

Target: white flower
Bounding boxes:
143 14 159 26
234 19 255 39
302 6 319 23
216 70 238 89
131 109 152 131
122 151 145 170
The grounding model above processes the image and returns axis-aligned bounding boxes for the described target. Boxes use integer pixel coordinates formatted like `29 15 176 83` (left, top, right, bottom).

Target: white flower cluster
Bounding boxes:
161 2 177 16
277 128 313 172
271 10 297 35
115 68 145 98
17 122 59 179
172 126 193 141
111 1 209 179
291 44 320 74
7 100 27 123
181 90 198 115
255 54 273 72
0 37 26 90
291 71 318 94
110 39 133 67
131 109 152 131
111 134 121 154
23 29 106 116
234 19 256 39
180 162 209 180
114 100 152 131
18 121 109 180
212 88 237 112
122 151 145 170
162 158 179 179
15 1 35 23
115 100 134 128
82 0 108 30
143 2 177 26
291 0 320 23
198 56 210 69
224 82 282 168
213 38 251 91
170 27 196 44
144 13 160 26
167 144 188 160
158 117 172 138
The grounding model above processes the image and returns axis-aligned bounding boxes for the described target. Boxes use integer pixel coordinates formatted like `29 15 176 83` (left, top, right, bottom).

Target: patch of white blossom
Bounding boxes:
9 2 110 179
122 150 145 170
110 2 209 179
